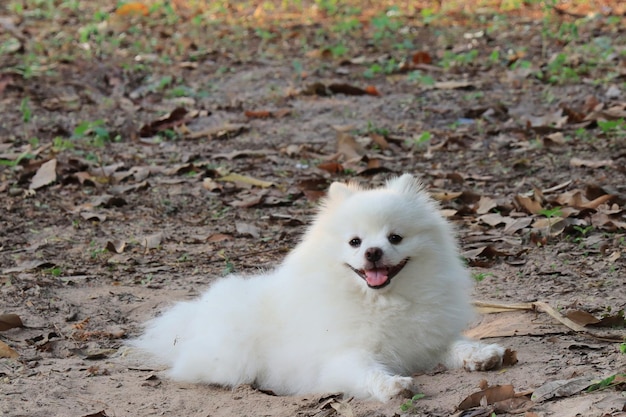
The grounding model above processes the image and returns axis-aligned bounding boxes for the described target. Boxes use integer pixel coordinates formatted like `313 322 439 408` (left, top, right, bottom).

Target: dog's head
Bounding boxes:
315 174 454 291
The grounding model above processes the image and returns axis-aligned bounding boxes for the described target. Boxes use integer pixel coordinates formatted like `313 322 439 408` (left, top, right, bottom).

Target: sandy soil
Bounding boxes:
1 2 626 416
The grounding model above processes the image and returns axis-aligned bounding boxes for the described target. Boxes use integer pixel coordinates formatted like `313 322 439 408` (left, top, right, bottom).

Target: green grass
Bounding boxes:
472 272 494 282
400 393 426 412
3 0 624 160
3 0 622 85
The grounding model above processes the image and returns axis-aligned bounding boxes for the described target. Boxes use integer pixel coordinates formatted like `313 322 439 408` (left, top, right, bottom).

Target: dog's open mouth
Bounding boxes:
346 258 409 289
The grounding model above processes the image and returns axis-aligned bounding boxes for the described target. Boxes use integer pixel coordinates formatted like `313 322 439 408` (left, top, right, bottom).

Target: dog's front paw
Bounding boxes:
367 371 414 402
446 339 506 371
462 343 505 371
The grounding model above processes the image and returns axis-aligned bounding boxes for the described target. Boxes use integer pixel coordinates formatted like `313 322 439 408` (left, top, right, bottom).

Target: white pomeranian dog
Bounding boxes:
132 174 505 402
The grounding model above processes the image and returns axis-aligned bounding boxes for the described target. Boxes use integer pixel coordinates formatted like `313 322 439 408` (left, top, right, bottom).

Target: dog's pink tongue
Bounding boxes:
364 269 388 286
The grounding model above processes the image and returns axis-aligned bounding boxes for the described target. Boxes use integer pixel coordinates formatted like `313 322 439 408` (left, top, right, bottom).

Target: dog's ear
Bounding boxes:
387 174 424 194
327 181 356 202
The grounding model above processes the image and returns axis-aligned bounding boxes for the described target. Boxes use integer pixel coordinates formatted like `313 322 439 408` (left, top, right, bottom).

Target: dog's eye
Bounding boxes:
349 238 362 248
388 234 403 244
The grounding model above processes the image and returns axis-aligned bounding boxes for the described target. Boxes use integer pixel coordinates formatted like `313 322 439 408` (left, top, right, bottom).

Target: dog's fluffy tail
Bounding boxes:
129 300 199 367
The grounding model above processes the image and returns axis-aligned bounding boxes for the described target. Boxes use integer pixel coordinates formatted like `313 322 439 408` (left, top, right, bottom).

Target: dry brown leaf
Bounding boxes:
580 194 614 209
74 171 96 185
431 191 463 202
109 181 150 195
337 132 366 161
476 196 497 214
566 310 601 326
561 105 585 123
0 314 24 331
0 340 19 359
302 82 329 96
213 149 273 160
531 217 565 234
514 194 543 214
219 173 274 188
354 158 390 176
531 377 593 402
533 301 587 333
317 162 344 174
139 107 188 137
364 85 380 96
458 385 515 410
272 108 292 118
463 245 510 260
243 108 292 119
3 259 56 274
607 251 621 262
328 83 370 96
502 348 518 367
142 232 163 250
80 212 107 222
0 76 14 96
503 217 533 234
89 194 127 208
0 16 26 41
544 132 566 145
465 311 562 338
73 330 125 342
115 2 149 16
434 80 475 90
185 123 247 140
585 104 626 121
440 209 458 218
520 109 568 129
588 312 626 328
235 222 260 239
478 213 507 227
369 133 389 150
29 158 57 190
229 191 267 208
105 240 126 254
206 233 232 243
554 189 614 209
412 51 432 65
329 398 355 417
297 178 329 202
305 48 333 59
457 190 482 204
591 211 626 231
244 110 272 118
90 162 124 177
569 157 614 169
202 178 222 191
365 158 382 171
493 397 534 414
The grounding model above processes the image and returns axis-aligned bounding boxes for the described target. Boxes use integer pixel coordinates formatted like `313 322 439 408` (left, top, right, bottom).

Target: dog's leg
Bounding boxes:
319 351 414 401
444 338 505 371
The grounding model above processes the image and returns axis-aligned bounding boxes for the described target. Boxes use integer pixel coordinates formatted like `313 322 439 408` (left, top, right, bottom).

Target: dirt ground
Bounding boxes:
1 1 626 416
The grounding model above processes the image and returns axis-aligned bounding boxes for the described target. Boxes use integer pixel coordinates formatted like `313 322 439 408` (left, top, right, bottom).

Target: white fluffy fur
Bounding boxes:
131 174 504 402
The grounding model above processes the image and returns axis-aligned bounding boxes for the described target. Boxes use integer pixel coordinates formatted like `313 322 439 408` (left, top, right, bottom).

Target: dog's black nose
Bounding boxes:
365 247 383 262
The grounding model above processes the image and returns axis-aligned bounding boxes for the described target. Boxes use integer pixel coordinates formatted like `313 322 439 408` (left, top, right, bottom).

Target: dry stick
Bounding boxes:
473 300 625 343
532 301 587 333
206 246 291 264
533 302 624 343
541 179 572 194
473 301 535 313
